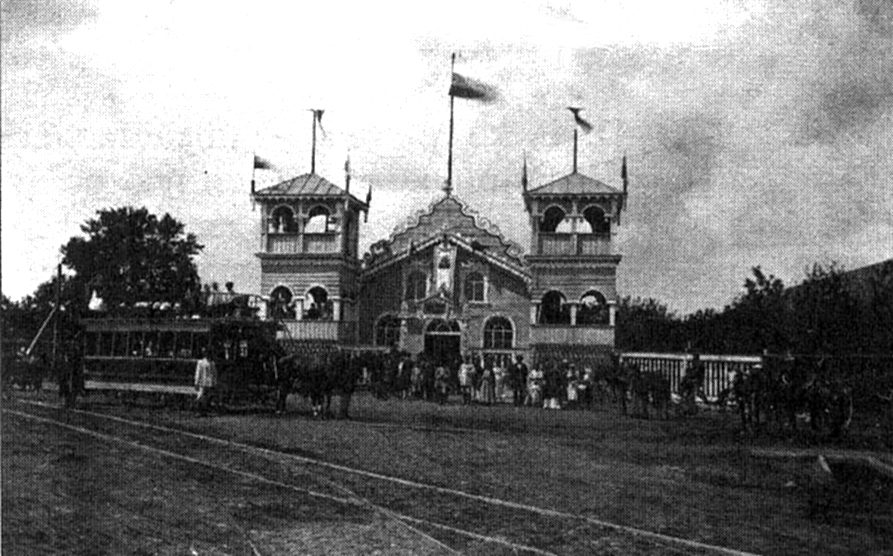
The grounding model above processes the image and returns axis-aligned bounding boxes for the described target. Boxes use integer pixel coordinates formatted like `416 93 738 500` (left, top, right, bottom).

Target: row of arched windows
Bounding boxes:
268 285 332 320
404 271 487 302
539 290 609 325
539 205 610 234
268 205 333 234
374 316 514 349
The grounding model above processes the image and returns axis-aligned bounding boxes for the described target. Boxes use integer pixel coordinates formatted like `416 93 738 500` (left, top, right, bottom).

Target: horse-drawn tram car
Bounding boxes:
80 317 281 404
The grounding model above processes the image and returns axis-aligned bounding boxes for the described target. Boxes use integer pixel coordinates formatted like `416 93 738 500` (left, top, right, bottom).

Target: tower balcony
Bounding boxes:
536 232 615 256
279 320 357 344
530 324 614 346
266 232 340 255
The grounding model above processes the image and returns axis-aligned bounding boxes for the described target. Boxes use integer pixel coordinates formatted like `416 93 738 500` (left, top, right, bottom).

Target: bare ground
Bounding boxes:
3 390 892 555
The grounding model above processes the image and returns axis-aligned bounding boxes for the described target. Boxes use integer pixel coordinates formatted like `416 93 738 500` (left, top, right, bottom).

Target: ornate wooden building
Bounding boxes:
252 154 628 366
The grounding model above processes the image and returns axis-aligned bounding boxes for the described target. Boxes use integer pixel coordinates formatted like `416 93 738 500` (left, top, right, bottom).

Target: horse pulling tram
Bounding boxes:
80 317 281 405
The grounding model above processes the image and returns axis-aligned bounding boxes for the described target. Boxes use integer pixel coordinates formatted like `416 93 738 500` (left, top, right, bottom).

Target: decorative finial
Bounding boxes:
621 154 628 195
522 152 528 193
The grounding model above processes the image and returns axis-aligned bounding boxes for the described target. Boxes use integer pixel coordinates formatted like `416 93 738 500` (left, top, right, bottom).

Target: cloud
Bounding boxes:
2 0 891 315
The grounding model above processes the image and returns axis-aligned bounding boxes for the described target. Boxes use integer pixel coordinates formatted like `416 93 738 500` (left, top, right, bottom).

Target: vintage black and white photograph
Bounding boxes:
2 0 892 554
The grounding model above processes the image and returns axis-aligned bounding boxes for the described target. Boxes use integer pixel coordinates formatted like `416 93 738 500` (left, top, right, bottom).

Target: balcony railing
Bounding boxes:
280 320 357 343
265 233 339 254
304 233 338 253
530 324 614 346
537 233 613 256
577 233 613 255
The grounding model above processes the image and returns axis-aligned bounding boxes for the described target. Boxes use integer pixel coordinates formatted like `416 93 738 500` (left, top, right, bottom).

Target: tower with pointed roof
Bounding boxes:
523 154 628 358
253 171 368 343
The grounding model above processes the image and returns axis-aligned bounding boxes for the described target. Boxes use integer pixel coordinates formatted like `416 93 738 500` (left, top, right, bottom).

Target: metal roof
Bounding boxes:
254 173 364 204
526 171 623 196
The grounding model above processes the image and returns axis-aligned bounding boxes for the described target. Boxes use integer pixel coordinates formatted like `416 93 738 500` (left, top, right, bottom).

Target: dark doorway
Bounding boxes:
424 334 461 367
424 319 461 367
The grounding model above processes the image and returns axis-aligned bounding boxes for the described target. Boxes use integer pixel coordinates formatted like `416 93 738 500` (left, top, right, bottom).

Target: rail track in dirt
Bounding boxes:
5 399 760 556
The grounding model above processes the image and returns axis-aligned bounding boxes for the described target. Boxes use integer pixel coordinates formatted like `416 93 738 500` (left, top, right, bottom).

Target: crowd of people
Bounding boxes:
364 350 616 411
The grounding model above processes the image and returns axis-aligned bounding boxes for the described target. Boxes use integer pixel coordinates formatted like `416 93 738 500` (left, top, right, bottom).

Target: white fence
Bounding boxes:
620 352 761 402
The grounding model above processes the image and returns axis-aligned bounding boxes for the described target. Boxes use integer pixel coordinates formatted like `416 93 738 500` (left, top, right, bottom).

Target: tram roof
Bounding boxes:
80 317 279 333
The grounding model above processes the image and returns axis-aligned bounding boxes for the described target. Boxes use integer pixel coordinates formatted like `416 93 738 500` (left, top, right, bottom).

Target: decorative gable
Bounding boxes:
364 194 526 271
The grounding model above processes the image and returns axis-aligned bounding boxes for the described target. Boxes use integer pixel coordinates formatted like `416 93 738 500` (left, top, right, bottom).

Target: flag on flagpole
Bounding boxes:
449 73 498 102
364 184 372 222
567 107 593 133
253 155 273 170
312 109 326 136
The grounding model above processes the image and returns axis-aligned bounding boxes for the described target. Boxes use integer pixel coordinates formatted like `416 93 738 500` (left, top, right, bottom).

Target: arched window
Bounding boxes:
375 315 402 347
304 286 331 320
405 271 427 301
539 290 570 324
583 206 610 234
540 206 566 232
483 316 513 349
270 206 297 233
578 290 609 325
464 272 486 302
305 206 331 233
269 286 296 319
426 319 460 333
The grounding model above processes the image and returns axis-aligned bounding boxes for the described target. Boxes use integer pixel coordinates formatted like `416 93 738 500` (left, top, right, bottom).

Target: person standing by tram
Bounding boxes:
194 348 217 414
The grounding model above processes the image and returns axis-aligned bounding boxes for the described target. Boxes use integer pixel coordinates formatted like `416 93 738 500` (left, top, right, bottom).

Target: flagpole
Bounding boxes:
251 151 256 194
573 128 578 173
446 52 456 197
311 111 317 174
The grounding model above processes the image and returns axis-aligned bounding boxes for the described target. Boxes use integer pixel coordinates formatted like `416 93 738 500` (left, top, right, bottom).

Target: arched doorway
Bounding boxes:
424 318 461 367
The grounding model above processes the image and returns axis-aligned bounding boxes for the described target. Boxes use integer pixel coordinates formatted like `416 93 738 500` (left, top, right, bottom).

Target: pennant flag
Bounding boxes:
449 73 497 101
364 185 372 222
567 107 593 133
253 155 273 170
313 109 326 136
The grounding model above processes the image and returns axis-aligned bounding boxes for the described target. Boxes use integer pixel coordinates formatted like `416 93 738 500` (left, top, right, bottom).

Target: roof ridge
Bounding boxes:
526 171 623 195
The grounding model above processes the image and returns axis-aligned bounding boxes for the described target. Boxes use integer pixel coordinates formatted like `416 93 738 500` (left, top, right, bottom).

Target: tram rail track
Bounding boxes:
8 400 761 556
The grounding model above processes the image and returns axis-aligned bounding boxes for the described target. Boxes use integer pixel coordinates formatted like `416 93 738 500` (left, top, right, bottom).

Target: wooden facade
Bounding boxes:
252 160 628 364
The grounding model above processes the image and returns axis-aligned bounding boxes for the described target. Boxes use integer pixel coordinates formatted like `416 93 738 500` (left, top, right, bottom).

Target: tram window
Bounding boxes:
193 335 208 358
159 332 175 358
143 332 159 357
129 333 145 357
175 333 192 358
112 332 128 356
99 332 113 356
84 333 98 356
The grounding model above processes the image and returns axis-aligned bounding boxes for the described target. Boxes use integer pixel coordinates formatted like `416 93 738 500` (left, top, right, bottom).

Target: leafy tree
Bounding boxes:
616 296 680 351
788 262 859 355
728 266 788 353
61 207 203 311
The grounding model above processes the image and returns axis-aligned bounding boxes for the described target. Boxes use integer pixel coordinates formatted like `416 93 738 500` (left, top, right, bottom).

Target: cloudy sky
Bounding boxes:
3 0 892 313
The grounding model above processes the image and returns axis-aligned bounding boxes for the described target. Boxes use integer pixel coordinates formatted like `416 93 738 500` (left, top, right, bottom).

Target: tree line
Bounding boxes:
616 262 893 355
2 207 203 356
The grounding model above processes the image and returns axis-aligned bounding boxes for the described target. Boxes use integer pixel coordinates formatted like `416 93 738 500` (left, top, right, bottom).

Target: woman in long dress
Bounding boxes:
481 364 496 405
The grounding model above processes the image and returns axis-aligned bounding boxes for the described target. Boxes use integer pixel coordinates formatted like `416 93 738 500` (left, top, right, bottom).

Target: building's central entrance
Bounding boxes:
423 319 461 367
